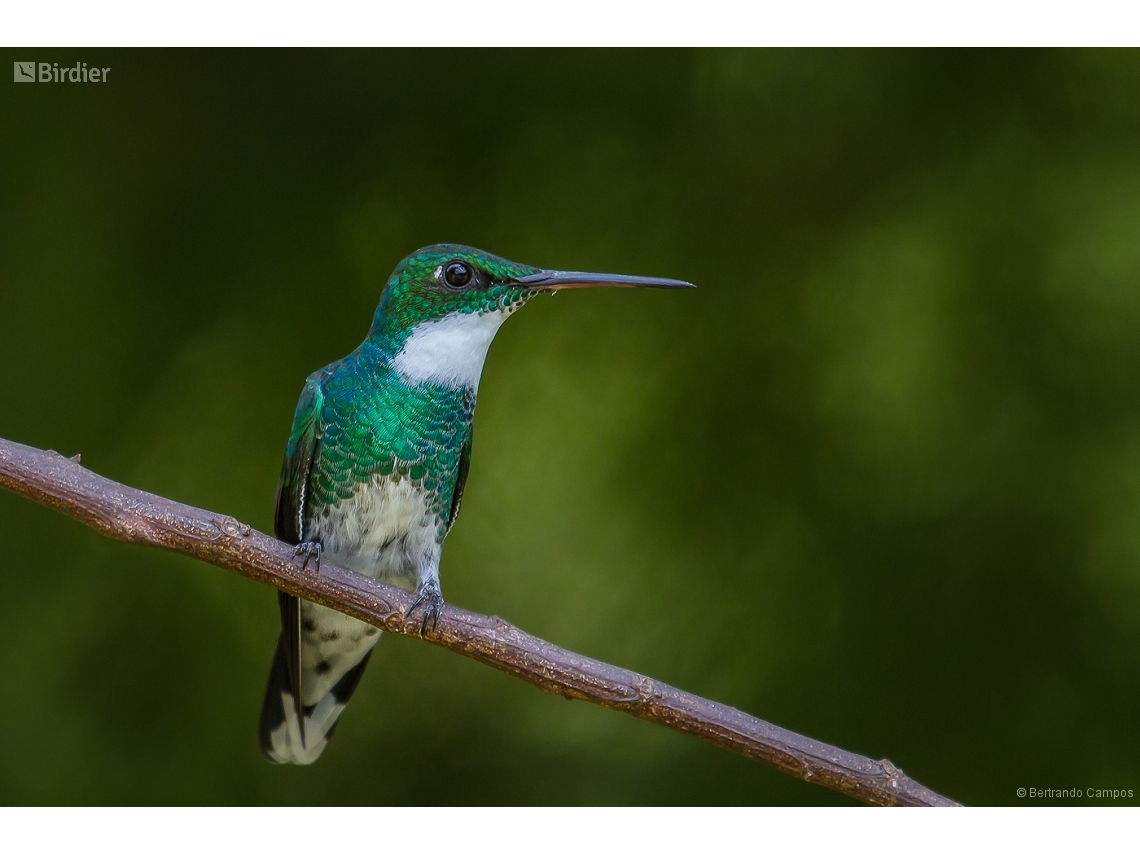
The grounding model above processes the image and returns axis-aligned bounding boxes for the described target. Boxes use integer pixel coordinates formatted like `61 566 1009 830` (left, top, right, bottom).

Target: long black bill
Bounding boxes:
516 269 695 290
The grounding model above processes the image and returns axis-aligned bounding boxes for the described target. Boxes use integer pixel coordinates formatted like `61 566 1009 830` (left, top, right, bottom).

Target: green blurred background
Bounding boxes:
2 49 1139 806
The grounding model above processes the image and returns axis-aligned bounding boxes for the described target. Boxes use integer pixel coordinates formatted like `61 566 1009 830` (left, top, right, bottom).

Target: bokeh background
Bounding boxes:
2 49 1139 806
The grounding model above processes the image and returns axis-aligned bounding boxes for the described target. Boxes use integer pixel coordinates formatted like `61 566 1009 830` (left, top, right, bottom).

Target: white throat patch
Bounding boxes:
392 308 510 389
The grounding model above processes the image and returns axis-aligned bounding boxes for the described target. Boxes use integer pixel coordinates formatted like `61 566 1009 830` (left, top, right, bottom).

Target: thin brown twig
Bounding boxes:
0 435 959 806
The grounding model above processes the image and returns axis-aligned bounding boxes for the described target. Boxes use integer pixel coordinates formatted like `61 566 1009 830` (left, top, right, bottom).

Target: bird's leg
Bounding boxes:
292 540 322 573
406 580 444 637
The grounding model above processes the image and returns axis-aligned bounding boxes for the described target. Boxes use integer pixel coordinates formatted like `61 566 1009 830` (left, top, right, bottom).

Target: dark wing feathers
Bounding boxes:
273 373 325 545
445 434 471 535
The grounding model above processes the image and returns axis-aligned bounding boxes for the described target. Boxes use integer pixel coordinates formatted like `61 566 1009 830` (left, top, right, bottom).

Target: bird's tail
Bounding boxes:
257 632 374 765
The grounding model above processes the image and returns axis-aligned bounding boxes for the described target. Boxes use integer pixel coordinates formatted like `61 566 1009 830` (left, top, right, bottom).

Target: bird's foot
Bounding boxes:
406 583 444 637
292 540 322 572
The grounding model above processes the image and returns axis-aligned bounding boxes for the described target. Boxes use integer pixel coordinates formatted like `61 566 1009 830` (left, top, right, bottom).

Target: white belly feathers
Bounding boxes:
309 474 442 589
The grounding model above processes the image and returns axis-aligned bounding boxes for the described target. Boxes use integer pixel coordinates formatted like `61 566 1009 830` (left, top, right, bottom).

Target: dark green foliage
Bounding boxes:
2 49 1140 806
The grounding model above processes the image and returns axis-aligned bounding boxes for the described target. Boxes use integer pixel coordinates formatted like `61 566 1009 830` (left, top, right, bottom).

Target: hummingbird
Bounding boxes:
258 244 693 764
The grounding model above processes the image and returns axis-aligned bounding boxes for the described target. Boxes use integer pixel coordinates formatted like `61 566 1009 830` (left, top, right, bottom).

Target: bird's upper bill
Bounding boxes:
514 269 695 291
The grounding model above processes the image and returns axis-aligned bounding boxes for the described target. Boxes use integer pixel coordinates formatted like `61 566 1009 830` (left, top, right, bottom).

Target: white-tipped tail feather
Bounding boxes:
258 609 378 765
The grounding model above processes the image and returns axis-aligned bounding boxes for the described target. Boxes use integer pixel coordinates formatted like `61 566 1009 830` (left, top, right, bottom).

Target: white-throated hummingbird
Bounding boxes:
259 244 693 764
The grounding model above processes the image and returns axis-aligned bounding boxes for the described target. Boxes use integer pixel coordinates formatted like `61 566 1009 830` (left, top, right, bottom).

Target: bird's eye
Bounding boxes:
443 261 473 290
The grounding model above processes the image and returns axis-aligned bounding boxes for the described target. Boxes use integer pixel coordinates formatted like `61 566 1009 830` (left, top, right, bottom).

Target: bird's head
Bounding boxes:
369 244 692 389
371 244 539 338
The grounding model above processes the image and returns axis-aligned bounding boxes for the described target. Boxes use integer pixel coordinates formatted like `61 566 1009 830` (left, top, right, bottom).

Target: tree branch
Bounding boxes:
0 435 958 806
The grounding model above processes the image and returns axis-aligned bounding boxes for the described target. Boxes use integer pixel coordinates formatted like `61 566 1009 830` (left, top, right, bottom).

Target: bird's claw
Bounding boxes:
292 541 322 572
406 585 444 637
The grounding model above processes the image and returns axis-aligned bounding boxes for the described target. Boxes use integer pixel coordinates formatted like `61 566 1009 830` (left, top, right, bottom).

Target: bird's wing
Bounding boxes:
274 372 325 545
444 433 471 535
271 372 326 745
